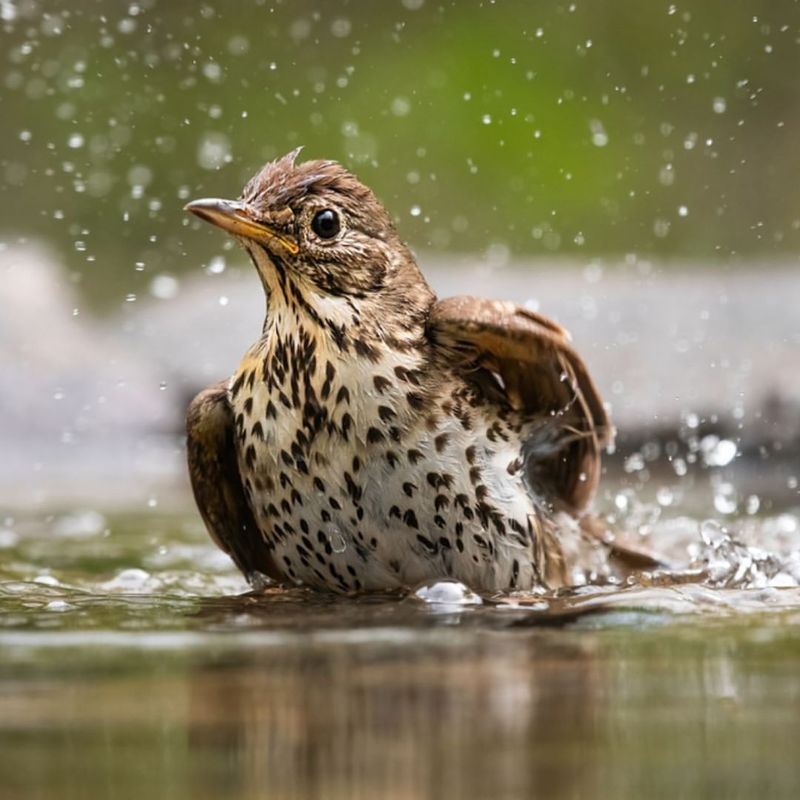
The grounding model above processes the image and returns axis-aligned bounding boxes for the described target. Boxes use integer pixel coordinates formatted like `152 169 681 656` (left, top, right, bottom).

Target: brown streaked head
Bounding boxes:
185 148 432 309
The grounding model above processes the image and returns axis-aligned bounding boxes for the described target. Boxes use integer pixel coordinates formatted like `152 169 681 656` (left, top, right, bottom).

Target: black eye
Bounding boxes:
311 209 340 239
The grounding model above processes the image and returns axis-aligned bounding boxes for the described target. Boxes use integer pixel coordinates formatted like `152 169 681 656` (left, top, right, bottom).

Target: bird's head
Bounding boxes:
186 149 433 337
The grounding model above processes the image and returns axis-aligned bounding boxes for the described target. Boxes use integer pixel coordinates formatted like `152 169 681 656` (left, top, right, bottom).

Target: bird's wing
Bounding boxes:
186 381 283 585
428 296 612 514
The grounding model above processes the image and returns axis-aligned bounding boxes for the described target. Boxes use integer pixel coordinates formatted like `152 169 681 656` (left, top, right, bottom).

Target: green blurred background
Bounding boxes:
1 0 798 309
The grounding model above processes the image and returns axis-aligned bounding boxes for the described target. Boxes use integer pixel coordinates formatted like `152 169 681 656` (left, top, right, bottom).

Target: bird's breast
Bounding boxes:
226 330 552 593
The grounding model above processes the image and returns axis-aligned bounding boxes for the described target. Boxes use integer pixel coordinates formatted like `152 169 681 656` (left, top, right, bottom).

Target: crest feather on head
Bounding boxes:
241 148 374 212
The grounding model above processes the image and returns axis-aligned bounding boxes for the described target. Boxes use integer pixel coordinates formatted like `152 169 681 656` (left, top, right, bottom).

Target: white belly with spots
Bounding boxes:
232 343 546 593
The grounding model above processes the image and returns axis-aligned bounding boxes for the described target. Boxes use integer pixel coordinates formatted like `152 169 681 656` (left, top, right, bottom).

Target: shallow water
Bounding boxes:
1 470 800 799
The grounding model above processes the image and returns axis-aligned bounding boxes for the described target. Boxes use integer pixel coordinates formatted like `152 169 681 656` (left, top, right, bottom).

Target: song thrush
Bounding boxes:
185 149 621 594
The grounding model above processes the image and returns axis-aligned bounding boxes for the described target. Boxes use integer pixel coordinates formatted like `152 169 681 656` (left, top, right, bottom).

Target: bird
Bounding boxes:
184 148 630 595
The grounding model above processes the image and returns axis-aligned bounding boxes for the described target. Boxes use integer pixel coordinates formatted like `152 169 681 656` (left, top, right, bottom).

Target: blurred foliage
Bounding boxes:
1 0 799 309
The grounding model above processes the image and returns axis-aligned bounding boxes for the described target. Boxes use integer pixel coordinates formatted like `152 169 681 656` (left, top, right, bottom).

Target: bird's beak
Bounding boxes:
184 198 299 255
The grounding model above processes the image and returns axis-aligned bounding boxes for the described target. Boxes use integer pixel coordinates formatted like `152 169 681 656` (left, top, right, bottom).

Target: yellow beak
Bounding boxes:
184 198 299 255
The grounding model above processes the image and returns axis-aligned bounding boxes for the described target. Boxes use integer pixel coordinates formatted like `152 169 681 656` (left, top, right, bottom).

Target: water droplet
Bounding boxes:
700 519 728 548
656 486 674 506
149 273 179 300
701 436 737 467
202 61 222 83
391 96 411 117
330 17 351 37
197 132 232 170
589 119 608 147
713 481 738 515
204 255 226 275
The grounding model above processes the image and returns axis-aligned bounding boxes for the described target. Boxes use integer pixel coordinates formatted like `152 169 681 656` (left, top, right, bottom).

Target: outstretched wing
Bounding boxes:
186 381 283 585
428 296 612 514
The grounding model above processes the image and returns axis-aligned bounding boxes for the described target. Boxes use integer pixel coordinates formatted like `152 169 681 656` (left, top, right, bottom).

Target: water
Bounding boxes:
2 478 800 799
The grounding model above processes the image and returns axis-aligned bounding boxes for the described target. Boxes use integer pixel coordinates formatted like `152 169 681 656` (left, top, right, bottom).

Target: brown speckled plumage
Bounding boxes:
184 150 629 594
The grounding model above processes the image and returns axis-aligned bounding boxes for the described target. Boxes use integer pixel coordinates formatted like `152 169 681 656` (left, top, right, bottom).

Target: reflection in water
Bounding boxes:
186 636 599 800
3 619 800 800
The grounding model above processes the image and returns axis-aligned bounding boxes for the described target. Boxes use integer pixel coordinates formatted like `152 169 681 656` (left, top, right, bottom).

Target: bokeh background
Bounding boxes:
1 0 798 504
2 0 799 308
3 6 800 800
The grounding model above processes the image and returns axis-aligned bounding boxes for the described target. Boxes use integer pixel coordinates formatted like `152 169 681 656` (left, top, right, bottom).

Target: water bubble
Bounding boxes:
481 114 492 125
45 600 72 612
102 568 151 593
67 133 84 149
413 579 483 606
712 96 727 114
330 530 347 553
678 205 689 217
410 205 421 217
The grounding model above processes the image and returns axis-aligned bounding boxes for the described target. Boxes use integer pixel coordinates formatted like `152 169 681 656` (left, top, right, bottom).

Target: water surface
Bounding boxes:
2 487 800 799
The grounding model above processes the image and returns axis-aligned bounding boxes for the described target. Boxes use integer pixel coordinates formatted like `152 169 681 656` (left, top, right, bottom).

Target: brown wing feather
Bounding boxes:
186 381 283 585
428 296 612 513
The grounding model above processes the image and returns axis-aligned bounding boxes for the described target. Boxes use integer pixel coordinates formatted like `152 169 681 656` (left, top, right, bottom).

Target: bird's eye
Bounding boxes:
311 209 340 239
